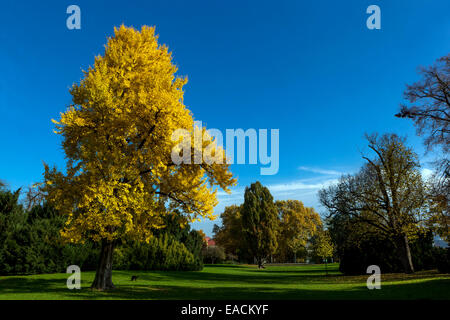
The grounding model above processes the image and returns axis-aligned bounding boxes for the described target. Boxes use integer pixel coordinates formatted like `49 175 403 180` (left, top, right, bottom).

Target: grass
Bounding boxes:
0 263 449 300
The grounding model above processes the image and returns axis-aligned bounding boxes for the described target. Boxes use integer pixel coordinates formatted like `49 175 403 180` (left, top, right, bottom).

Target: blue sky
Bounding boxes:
1 1 449 236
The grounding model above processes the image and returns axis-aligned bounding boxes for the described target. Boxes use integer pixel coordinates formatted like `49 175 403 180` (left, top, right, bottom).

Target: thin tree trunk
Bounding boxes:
397 234 414 274
91 239 115 290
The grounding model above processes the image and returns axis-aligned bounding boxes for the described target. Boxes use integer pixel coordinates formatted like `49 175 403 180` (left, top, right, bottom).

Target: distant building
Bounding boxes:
204 236 216 247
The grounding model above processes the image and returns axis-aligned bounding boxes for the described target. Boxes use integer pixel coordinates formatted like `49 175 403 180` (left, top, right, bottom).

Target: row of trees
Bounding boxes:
213 133 448 274
0 185 204 275
319 53 450 274
212 52 449 272
213 183 332 267
0 186 98 275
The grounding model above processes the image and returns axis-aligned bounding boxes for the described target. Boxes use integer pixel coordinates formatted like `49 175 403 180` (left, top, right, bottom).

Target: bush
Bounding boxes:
328 212 441 275
202 246 226 264
410 231 436 271
115 234 202 271
0 187 203 275
61 243 100 271
338 236 402 275
336 232 437 275
434 247 450 273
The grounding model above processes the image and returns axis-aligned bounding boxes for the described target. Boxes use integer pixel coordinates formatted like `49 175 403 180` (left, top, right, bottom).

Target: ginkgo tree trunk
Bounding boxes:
42 25 236 290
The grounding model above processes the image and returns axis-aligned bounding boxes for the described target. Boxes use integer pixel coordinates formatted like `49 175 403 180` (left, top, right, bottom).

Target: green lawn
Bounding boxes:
0 263 449 300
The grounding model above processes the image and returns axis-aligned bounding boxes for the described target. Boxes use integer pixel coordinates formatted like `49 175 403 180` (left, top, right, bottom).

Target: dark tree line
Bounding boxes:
0 185 204 275
320 134 449 274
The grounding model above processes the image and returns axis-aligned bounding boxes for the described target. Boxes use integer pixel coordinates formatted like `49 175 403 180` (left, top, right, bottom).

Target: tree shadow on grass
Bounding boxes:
134 269 328 286
3 278 450 300
78 277 450 300
203 264 249 268
243 269 341 275
0 277 74 298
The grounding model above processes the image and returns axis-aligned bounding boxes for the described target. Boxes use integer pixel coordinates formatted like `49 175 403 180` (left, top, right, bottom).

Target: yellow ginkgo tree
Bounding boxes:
42 25 236 290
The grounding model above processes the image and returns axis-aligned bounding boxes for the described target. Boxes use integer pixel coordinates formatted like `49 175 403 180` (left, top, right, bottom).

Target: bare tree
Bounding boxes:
24 184 46 211
396 54 449 242
396 54 449 152
319 134 428 273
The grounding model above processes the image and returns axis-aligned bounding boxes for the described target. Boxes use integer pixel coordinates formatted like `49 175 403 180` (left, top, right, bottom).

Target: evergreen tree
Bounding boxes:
241 182 278 268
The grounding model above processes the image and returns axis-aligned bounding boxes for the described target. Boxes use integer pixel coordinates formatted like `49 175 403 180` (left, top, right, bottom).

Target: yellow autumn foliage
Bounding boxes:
42 25 236 244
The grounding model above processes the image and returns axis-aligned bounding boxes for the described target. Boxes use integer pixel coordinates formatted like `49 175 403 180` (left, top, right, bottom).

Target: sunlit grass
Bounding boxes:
0 263 449 300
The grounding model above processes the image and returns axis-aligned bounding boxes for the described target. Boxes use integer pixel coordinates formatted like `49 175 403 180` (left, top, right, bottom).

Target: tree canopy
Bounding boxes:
241 182 278 268
276 200 322 262
41 25 235 289
396 54 449 243
319 133 429 273
396 54 449 153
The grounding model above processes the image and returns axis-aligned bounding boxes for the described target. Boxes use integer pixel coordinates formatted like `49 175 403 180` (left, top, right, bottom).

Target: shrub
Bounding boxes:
202 246 226 264
336 232 437 275
115 234 202 271
434 247 450 273
0 187 203 275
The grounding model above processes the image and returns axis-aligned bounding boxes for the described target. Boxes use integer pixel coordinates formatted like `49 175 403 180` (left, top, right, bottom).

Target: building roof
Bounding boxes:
204 236 216 247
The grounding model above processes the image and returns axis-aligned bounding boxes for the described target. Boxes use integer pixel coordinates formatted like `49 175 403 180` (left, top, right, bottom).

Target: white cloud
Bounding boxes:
197 165 435 236
267 178 338 193
194 177 338 235
298 166 342 176
194 176 340 235
420 168 434 180
214 177 338 209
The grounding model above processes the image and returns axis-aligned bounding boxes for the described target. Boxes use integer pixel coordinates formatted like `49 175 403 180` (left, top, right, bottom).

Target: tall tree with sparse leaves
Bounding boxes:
312 230 334 275
319 134 429 274
396 54 449 153
396 54 449 243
